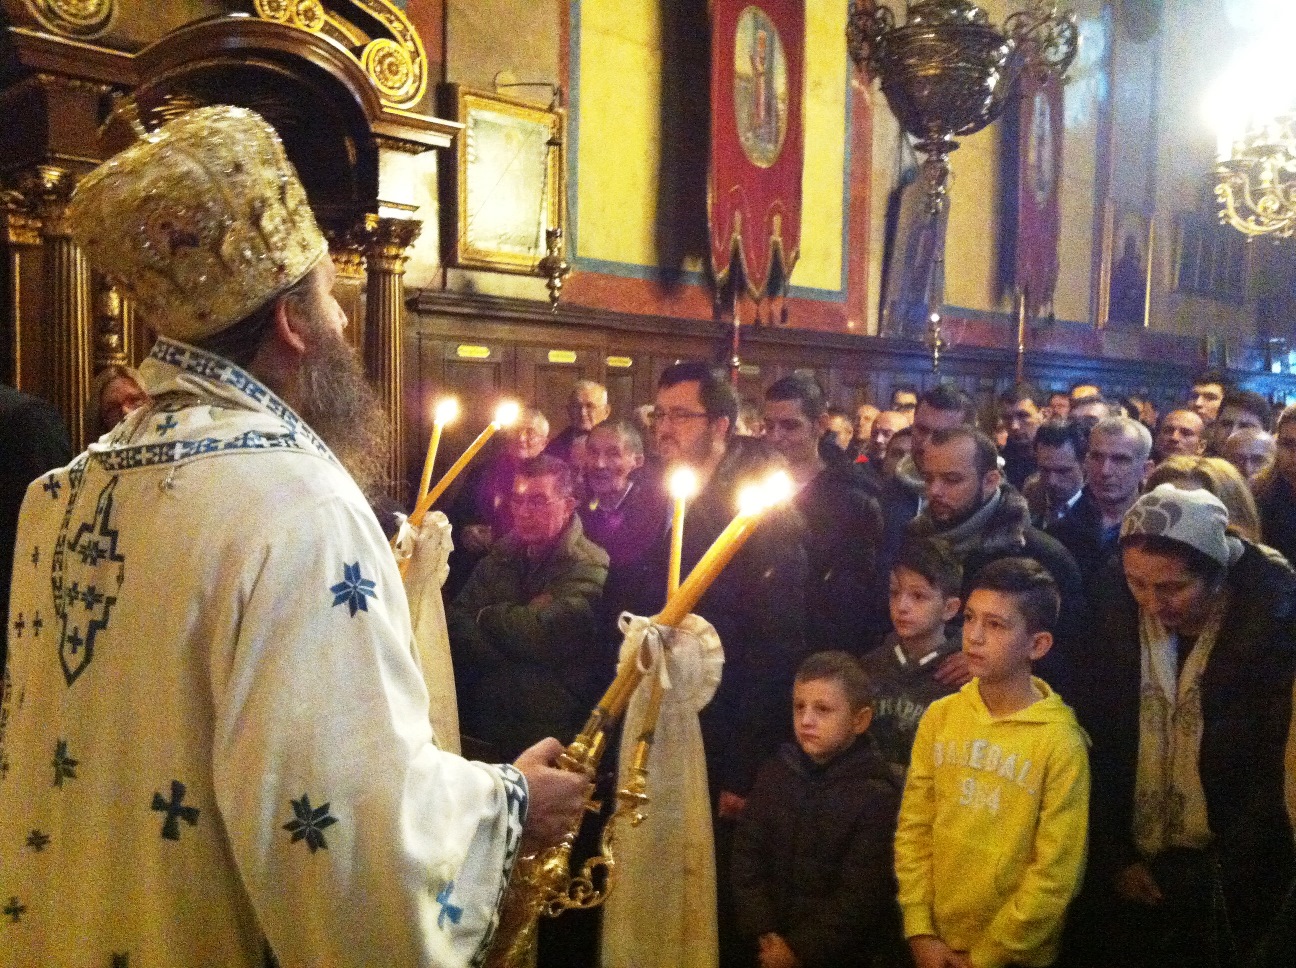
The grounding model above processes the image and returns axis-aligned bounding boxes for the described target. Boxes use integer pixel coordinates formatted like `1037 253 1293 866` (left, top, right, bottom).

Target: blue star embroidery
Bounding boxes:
436 881 463 930
329 562 377 617
283 794 338 853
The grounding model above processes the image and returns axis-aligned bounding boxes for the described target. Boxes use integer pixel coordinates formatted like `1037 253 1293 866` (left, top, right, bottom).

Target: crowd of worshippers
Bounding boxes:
423 365 1294 968
12 361 1294 968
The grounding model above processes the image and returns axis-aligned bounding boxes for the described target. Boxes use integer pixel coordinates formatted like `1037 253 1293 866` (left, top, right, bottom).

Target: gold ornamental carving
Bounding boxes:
253 0 327 33
16 165 79 238
359 213 422 274
24 0 115 39
250 0 428 110
2 189 42 247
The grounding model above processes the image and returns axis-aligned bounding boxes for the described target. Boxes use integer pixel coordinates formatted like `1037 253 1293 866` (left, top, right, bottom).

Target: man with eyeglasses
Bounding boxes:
615 361 809 966
545 379 611 464
447 454 610 763
446 405 550 596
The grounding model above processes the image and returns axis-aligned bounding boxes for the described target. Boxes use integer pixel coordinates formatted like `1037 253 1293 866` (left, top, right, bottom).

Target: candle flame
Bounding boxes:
494 400 521 428
763 470 795 506
737 470 793 516
669 467 699 501
434 397 460 425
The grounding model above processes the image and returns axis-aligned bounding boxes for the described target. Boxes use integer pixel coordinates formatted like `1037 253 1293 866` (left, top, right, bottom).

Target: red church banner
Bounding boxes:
709 1 805 299
1014 69 1065 317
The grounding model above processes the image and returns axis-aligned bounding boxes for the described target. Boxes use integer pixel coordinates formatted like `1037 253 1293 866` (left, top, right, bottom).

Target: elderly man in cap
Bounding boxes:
0 107 585 968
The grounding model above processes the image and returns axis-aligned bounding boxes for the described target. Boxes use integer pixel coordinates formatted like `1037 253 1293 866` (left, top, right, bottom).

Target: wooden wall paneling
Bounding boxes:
515 344 600 431
410 332 517 495
407 290 1296 436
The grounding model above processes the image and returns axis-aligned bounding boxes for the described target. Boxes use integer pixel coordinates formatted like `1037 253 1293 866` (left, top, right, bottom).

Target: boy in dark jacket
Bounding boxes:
731 651 903 968
860 537 963 781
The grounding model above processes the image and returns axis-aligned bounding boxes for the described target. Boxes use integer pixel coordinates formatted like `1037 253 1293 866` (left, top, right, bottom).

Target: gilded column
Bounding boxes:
360 214 422 502
94 284 129 374
1 187 43 389
328 231 369 356
23 166 92 450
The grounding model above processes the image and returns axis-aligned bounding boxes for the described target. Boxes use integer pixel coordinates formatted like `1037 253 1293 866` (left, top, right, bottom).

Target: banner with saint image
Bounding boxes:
1014 68 1065 317
709 1 805 299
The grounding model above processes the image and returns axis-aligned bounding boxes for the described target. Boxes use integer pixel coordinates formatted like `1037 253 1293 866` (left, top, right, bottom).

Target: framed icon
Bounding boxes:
442 85 564 274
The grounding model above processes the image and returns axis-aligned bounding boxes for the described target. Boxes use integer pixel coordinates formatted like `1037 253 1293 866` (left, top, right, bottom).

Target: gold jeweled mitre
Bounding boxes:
69 105 329 343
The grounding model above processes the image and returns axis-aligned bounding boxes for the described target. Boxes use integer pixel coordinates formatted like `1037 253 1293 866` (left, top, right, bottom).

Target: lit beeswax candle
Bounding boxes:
412 400 520 526
416 397 460 506
666 467 699 596
656 471 792 627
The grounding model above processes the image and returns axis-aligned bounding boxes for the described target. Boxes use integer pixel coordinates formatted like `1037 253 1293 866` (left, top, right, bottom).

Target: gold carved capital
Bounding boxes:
358 214 422 274
12 166 78 237
329 238 367 280
24 0 115 39
2 189 43 246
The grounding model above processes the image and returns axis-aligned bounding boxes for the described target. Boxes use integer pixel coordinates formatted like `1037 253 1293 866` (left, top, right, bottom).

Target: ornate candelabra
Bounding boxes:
848 1 1077 349
1215 112 1296 239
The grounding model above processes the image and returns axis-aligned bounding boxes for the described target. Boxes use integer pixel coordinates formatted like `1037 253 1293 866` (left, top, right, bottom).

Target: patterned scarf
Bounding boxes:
1132 603 1224 857
911 488 1007 558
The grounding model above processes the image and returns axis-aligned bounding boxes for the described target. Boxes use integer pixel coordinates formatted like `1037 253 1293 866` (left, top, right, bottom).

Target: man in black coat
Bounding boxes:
1046 415 1153 600
908 425 1085 694
0 385 72 675
608 362 809 968
763 375 886 651
1258 404 1296 565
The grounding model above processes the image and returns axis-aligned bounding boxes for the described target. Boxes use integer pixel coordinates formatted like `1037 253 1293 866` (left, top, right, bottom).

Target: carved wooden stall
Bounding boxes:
0 1 454 502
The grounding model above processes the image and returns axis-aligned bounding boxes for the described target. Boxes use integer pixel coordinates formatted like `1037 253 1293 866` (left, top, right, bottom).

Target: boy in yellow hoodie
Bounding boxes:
895 557 1089 968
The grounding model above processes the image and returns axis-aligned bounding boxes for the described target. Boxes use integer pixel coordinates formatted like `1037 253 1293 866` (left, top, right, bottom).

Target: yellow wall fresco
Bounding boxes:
794 2 847 292
574 0 848 294
575 0 664 268
572 0 1114 326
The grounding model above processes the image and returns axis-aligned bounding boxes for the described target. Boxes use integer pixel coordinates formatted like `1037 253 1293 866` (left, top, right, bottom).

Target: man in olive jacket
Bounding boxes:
448 454 610 761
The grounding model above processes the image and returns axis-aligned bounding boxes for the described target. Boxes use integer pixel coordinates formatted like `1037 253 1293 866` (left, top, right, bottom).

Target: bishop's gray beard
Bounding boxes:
297 326 391 505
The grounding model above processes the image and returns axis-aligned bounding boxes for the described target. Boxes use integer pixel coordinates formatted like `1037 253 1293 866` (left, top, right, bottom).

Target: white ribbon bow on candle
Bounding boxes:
619 612 673 691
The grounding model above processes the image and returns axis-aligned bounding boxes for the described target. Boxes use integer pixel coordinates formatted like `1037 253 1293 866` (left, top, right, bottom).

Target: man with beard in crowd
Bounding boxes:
999 384 1045 490
0 107 585 968
610 361 808 968
909 425 1085 694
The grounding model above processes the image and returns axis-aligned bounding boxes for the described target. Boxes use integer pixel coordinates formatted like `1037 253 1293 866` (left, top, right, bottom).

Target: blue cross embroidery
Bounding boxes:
66 628 84 655
329 562 377 617
151 780 200 840
32 613 42 636
52 739 78 787
3 897 25 923
26 830 49 851
80 586 104 610
31 546 39 567
11 614 23 639
436 881 463 930
283 794 338 853
156 414 179 436
42 477 61 499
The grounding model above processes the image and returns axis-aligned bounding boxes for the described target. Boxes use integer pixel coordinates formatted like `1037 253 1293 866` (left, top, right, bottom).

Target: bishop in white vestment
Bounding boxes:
0 106 584 968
